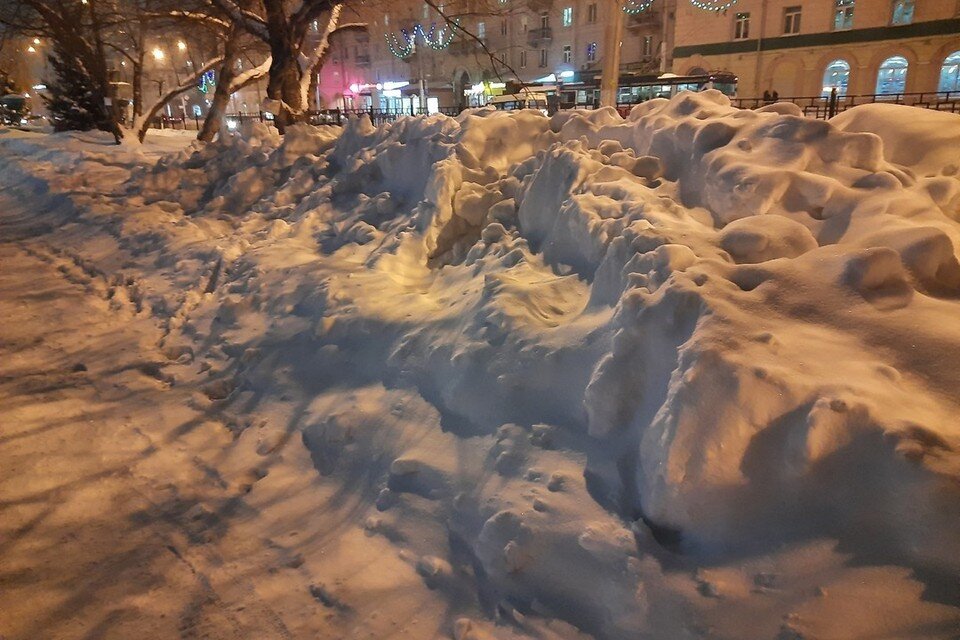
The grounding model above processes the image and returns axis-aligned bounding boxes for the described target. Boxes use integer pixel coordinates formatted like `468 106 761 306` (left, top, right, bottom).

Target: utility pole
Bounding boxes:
753 0 768 96
416 45 427 113
600 0 624 107
659 0 670 74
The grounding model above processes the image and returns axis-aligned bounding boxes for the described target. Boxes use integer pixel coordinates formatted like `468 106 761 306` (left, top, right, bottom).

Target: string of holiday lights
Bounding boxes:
688 0 738 11
385 22 458 59
197 70 216 94
622 0 654 14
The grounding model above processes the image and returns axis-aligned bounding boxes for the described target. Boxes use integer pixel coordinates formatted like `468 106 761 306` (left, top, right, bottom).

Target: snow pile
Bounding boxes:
5 93 960 638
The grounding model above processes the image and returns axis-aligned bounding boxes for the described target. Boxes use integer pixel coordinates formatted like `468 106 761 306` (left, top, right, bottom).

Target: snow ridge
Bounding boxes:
4 93 960 638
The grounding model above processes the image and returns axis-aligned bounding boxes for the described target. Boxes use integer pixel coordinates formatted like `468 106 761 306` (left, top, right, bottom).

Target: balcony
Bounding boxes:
449 37 487 56
527 27 552 47
622 56 660 74
527 0 553 12
626 11 661 30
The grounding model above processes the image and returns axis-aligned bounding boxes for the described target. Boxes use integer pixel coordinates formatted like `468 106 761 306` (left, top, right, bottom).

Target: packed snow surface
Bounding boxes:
2 92 960 639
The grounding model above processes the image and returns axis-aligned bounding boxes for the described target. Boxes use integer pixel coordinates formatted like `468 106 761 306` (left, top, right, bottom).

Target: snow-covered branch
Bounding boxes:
296 3 343 109
208 0 269 40
231 57 271 92
103 42 138 65
134 55 225 142
145 10 232 33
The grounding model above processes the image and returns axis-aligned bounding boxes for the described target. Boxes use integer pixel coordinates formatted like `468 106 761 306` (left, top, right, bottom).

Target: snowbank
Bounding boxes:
4 93 960 638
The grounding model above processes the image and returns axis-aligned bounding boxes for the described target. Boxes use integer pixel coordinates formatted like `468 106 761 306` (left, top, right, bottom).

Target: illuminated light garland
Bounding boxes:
623 0 654 14
385 22 458 59
689 0 738 11
198 70 216 94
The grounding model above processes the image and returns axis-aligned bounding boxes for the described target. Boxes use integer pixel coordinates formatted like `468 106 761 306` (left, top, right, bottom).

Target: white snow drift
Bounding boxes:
2 92 959 639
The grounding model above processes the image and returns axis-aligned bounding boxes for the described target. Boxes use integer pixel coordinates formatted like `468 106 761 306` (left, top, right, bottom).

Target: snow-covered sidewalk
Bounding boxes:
0 178 335 639
1 93 960 639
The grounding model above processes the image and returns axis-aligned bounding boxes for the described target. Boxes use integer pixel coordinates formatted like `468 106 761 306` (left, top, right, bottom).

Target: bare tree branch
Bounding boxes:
208 0 269 40
136 53 225 141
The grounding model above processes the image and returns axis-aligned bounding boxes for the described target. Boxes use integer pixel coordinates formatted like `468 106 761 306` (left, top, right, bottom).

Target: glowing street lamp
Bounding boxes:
177 41 187 52
27 46 36 53
152 47 165 61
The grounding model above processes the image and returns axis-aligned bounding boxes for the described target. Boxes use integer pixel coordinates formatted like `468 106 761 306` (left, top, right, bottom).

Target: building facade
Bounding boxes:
672 0 960 98
317 0 676 111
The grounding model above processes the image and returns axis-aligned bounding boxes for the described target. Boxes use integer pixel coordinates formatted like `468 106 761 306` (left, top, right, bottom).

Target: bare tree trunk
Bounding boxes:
86 0 124 143
136 56 225 142
133 27 145 121
198 68 235 141
132 61 143 122
266 51 303 133
209 0 344 133
199 29 242 142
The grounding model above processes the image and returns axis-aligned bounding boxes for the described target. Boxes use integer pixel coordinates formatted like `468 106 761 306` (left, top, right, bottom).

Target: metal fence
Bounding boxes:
731 90 960 119
158 90 958 133
306 106 464 127
152 115 205 131
215 107 466 129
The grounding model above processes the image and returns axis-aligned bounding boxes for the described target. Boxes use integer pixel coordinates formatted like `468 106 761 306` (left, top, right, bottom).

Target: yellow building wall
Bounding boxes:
672 0 960 98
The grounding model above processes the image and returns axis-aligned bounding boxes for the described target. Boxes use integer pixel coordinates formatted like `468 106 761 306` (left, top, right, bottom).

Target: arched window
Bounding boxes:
822 59 850 97
939 51 960 93
875 55 908 95
891 0 914 25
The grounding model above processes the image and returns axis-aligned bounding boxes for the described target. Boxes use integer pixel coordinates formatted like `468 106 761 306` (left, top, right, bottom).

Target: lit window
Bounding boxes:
563 44 572 63
875 55 908 94
478 22 486 39
834 0 854 30
891 0 913 25
587 42 597 62
939 51 960 92
587 3 598 23
822 59 850 96
642 35 653 56
539 48 548 67
734 12 750 39
783 6 801 34
562 7 573 26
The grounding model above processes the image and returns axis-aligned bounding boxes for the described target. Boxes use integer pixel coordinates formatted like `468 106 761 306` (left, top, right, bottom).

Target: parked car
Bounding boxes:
0 94 30 125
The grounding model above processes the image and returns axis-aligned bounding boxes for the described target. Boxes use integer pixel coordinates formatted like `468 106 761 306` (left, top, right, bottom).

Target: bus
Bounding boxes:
488 92 550 115
555 71 738 111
